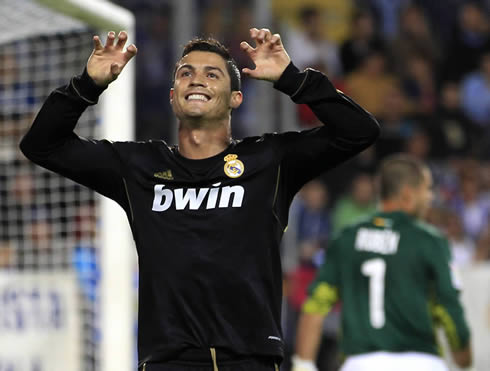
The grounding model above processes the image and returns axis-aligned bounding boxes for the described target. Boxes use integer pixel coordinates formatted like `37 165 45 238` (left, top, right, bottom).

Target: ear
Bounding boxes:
400 185 415 211
230 91 243 109
170 88 174 103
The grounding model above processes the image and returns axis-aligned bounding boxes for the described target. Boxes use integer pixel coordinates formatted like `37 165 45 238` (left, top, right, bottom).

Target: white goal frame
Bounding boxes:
34 1 137 371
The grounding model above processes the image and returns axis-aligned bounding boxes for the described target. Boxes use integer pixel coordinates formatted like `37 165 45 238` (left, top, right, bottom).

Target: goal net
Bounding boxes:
0 1 135 370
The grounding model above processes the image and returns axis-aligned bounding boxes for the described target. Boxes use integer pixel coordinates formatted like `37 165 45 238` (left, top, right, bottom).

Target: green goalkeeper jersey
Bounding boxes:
303 211 470 356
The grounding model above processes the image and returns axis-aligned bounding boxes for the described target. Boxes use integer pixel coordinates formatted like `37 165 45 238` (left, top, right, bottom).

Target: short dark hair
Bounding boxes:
174 37 241 91
378 154 427 200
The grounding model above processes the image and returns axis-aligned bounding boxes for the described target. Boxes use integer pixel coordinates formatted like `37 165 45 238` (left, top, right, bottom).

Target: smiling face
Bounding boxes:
170 51 242 125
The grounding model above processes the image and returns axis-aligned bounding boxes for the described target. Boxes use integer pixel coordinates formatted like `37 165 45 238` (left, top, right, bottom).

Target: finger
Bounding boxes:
93 35 104 51
105 31 116 48
260 28 272 43
124 44 138 61
249 28 259 40
115 31 128 51
242 67 261 80
240 41 254 55
241 67 255 76
256 29 267 43
270 33 282 46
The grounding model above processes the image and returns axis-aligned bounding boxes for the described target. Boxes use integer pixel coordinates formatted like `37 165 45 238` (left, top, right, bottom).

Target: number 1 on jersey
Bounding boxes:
361 258 386 329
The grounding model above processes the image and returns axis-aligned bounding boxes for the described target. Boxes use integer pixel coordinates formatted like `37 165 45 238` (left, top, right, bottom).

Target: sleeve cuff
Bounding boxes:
273 62 304 97
70 68 107 105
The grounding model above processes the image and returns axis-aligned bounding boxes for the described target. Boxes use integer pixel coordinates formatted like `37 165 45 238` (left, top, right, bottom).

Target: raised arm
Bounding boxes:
19 32 137 205
240 28 380 196
240 27 379 144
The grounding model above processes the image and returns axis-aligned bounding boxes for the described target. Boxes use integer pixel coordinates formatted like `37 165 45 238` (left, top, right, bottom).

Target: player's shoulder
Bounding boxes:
333 213 375 240
235 127 326 152
110 139 171 151
412 220 451 261
233 133 283 155
109 139 174 162
413 219 446 242
237 132 286 145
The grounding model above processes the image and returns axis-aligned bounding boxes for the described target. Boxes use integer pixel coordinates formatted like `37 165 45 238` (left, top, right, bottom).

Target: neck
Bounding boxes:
178 119 232 159
380 199 411 215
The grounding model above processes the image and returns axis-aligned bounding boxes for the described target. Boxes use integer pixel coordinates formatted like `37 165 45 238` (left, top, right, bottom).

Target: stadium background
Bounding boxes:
0 0 489 370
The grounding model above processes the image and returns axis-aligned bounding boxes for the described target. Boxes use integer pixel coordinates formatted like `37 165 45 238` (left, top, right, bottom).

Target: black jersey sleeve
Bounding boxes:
19 69 130 209
272 62 380 193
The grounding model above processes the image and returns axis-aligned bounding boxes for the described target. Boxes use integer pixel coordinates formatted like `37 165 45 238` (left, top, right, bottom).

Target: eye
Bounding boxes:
208 72 218 78
181 70 191 77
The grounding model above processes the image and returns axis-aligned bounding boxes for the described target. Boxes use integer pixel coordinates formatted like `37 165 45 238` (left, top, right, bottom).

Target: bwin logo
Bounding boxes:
152 182 244 211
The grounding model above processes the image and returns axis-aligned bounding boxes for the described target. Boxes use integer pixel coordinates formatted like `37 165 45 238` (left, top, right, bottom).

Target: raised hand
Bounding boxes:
240 28 291 82
87 31 137 87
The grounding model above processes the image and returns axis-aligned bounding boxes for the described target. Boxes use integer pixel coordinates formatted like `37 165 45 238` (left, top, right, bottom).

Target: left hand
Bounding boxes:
240 28 291 82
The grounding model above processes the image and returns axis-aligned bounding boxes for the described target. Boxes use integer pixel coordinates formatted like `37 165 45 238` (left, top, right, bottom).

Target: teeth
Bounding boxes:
187 94 209 101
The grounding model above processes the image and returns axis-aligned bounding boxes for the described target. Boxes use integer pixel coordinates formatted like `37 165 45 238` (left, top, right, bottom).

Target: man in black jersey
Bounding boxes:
20 28 380 371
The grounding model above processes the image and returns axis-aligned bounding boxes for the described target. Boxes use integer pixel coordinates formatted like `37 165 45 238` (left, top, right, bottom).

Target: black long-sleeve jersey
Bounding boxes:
20 62 380 366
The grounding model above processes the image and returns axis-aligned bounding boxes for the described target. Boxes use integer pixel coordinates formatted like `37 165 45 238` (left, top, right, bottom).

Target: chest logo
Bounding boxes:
224 154 244 178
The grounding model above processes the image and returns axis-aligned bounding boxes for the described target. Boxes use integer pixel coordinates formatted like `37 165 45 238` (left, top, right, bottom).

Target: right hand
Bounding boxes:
291 356 318 371
87 31 137 87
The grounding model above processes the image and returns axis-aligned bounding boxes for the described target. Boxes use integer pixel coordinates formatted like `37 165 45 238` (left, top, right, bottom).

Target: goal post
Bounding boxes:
0 0 136 370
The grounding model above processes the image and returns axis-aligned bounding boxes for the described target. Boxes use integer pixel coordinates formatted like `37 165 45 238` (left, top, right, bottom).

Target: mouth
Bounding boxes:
185 93 211 102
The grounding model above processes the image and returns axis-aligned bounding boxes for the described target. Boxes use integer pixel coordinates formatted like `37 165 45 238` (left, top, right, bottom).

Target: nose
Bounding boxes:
190 72 206 87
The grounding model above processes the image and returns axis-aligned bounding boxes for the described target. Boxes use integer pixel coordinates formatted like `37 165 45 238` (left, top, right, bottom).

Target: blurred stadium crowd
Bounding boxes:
0 0 489 370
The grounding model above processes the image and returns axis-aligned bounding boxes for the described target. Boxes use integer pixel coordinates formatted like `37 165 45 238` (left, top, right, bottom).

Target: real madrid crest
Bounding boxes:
224 154 244 178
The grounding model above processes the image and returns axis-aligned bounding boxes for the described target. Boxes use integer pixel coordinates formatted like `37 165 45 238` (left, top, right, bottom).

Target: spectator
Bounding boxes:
5 170 36 242
72 203 99 302
340 9 385 75
0 50 37 115
474 225 490 261
0 240 13 269
429 82 479 158
445 209 476 267
414 0 466 47
271 0 355 45
390 4 441 76
344 50 398 117
404 127 431 161
24 215 69 270
224 4 259 138
134 8 174 140
451 169 490 241
364 0 411 40
284 180 331 279
444 2 490 81
283 180 331 371
287 6 342 77
374 84 415 160
296 180 331 258
72 203 100 370
331 173 376 235
400 55 437 116
460 49 490 131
